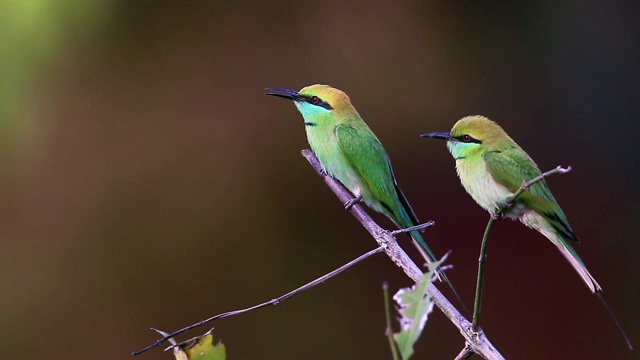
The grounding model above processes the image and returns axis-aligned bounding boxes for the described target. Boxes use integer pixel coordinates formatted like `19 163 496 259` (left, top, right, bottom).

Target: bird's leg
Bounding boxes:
490 212 504 221
491 199 514 220
343 195 362 210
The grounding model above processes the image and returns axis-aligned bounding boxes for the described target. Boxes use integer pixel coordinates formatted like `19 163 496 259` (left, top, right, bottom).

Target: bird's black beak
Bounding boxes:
264 87 303 102
420 132 453 141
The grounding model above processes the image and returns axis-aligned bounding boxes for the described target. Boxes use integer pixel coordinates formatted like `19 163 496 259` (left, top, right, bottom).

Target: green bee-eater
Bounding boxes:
421 115 631 348
265 84 461 298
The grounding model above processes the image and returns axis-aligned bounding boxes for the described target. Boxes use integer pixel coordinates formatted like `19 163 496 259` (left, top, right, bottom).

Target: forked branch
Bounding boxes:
132 150 508 359
302 149 505 360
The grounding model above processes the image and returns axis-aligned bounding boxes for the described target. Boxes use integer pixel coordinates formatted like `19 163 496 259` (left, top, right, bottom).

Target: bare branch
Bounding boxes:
301 149 505 360
132 245 385 355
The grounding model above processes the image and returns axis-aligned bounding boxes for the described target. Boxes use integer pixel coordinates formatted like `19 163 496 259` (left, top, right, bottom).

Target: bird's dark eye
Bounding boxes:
310 96 320 104
461 135 473 142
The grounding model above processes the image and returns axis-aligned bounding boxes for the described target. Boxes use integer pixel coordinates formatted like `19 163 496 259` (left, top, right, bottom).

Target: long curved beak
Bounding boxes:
420 132 453 141
264 87 304 102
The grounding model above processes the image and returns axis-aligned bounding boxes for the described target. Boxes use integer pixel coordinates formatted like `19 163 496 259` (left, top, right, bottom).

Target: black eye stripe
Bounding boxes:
456 134 481 144
304 95 334 110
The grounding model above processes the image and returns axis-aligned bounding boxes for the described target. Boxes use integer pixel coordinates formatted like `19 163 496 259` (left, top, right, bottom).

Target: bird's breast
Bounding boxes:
306 126 363 198
456 159 514 214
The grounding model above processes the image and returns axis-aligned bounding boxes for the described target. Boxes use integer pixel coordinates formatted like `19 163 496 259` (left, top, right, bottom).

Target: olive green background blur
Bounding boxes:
1 1 638 359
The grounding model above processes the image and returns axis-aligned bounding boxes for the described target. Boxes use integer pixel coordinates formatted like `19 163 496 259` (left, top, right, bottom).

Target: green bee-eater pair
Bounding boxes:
265 84 631 349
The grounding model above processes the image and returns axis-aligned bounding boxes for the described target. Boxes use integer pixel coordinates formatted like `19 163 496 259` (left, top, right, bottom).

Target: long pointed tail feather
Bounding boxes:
546 227 632 349
522 212 602 292
555 244 602 293
557 241 632 349
596 291 634 350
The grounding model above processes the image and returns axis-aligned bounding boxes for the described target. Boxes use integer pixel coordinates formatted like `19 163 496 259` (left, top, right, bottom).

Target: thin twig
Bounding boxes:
132 245 385 355
390 221 435 235
470 165 571 332
383 281 400 360
471 218 496 331
301 149 505 360
512 166 571 202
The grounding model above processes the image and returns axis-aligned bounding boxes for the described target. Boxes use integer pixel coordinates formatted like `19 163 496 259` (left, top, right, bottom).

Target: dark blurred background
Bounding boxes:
1 1 638 359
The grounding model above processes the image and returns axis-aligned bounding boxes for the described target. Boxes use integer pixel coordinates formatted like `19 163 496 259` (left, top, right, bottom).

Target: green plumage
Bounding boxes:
332 123 433 259
422 115 633 349
265 84 455 290
424 115 599 291
483 149 579 243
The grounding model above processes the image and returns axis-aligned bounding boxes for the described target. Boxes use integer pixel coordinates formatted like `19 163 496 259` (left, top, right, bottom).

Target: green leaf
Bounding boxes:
392 260 442 360
152 328 226 360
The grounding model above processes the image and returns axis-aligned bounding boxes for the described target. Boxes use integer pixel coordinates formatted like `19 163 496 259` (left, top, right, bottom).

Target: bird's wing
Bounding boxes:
334 124 418 224
483 149 578 242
